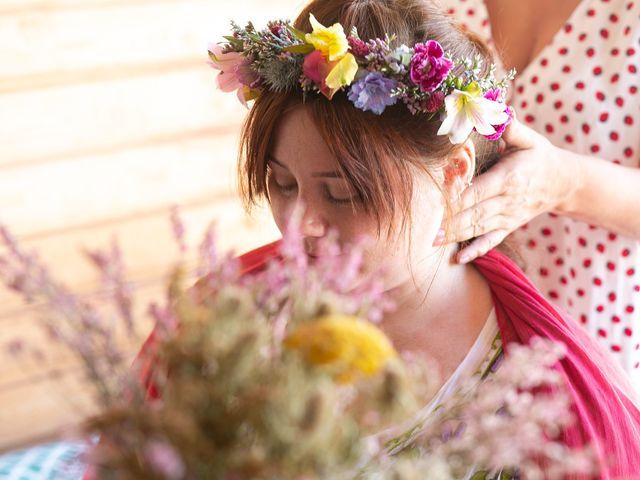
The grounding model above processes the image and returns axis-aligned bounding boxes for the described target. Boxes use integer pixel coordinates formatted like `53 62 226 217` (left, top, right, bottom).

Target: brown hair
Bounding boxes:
238 0 501 241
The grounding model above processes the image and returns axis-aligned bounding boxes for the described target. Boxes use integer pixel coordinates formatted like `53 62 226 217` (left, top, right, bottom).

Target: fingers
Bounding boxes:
435 197 507 245
457 167 507 215
501 116 537 149
456 229 510 264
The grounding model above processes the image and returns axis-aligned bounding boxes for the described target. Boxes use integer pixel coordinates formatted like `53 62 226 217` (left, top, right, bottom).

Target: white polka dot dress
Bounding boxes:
440 0 640 386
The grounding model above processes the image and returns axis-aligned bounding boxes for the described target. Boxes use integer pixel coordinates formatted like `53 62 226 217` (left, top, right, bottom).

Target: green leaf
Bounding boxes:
469 472 489 480
283 43 314 55
221 36 244 50
400 52 413 66
287 25 308 42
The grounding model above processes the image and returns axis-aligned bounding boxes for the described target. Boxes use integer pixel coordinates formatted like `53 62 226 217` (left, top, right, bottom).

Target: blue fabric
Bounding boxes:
0 441 87 480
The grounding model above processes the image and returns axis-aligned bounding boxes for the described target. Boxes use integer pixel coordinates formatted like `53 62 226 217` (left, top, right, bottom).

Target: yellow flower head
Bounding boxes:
325 53 358 91
284 314 397 383
305 14 350 61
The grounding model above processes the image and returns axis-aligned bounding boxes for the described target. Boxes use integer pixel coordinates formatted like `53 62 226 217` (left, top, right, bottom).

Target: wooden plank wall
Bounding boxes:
0 0 303 452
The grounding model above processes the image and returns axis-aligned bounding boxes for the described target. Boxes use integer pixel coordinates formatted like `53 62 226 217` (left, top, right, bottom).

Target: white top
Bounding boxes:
421 307 500 412
383 307 500 443
439 0 640 388
378 308 501 479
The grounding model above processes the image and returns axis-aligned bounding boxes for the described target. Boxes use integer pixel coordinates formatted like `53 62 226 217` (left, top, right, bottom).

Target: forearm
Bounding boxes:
556 147 640 238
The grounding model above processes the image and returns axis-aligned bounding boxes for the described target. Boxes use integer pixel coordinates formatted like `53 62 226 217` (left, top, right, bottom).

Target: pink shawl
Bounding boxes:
475 249 640 478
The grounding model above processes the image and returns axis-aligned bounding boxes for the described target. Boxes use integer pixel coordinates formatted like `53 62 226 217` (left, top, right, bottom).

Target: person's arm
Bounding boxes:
558 150 640 238
435 118 640 263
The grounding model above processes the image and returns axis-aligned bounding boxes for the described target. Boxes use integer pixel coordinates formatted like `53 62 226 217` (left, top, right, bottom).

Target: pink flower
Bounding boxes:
302 50 328 84
144 441 185 480
302 50 334 97
425 90 445 112
483 88 513 141
348 36 370 58
483 88 505 103
410 40 453 93
207 43 258 106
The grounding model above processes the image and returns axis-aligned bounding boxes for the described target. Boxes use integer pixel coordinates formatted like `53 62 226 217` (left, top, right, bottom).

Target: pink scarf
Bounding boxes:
475 249 640 478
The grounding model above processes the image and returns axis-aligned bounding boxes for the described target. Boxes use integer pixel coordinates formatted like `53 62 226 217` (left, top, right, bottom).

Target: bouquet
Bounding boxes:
0 211 595 479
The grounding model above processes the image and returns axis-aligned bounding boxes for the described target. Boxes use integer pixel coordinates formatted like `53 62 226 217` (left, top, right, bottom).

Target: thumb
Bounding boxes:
501 114 537 149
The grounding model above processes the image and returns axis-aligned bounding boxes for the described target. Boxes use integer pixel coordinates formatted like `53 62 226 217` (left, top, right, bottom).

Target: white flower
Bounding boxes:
437 82 510 144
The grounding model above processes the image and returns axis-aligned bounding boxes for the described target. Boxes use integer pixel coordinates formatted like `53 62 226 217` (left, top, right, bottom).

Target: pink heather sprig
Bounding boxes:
143 440 186 480
385 336 596 479
248 208 395 345
84 238 135 334
0 224 131 406
170 205 187 255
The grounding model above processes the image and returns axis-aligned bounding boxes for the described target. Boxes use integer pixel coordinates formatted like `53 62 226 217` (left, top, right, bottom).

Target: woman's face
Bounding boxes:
268 107 448 287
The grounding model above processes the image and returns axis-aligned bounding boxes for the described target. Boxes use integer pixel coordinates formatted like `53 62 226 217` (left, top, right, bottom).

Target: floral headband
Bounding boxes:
208 14 515 144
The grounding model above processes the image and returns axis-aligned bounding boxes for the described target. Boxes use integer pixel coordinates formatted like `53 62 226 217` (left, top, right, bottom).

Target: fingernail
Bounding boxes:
432 229 444 246
458 253 472 263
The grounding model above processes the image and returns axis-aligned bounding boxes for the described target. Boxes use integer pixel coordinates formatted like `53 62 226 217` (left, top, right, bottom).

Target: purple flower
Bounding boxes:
483 88 513 140
348 71 398 115
409 40 453 93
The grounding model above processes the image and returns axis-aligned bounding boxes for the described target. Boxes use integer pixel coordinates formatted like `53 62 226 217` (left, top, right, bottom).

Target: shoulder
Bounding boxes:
190 239 283 303
237 239 282 275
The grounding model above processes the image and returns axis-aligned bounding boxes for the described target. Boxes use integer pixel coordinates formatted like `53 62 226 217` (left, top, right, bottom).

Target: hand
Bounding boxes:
433 117 581 263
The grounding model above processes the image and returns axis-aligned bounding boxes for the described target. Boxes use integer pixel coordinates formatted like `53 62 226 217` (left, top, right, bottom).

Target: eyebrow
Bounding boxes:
267 155 343 178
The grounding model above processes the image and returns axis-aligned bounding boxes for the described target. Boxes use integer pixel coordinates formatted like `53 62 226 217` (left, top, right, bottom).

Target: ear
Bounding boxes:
442 138 476 202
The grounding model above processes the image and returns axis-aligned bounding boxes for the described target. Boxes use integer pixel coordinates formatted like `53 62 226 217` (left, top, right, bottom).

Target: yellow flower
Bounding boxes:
305 14 350 61
325 53 358 91
284 314 397 383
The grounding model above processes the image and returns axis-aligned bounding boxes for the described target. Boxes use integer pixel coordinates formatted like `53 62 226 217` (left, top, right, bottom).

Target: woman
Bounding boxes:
438 0 640 386
124 0 640 477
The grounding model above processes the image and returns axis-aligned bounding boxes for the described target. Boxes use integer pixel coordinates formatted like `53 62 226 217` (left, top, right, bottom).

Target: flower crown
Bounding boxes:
208 14 515 144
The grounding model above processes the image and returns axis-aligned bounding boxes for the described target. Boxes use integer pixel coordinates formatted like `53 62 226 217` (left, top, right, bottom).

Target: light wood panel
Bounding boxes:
0 0 302 17
0 133 242 236
0 281 162 402
0 0 294 452
0 69 245 168
0 197 279 322
1 1 215 81
0 0 301 94
0 200 280 451
0 367 102 452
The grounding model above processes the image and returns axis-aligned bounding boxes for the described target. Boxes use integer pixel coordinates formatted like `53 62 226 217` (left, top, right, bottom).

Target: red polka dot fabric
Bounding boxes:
442 0 640 384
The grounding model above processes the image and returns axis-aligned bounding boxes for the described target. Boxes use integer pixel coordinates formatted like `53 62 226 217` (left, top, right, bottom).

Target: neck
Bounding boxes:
379 244 494 379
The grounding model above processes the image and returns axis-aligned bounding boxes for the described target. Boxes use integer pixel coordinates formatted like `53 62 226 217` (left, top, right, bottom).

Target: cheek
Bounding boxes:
332 210 377 245
268 192 292 235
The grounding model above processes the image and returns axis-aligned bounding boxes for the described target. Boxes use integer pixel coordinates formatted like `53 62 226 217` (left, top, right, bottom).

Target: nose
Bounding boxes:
300 204 327 240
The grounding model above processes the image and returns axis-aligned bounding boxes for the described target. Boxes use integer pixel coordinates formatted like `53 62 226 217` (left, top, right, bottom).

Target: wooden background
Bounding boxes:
0 0 304 452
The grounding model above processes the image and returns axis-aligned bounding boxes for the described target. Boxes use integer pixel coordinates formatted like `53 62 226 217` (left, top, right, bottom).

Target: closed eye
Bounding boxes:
267 167 297 195
323 184 361 205
273 180 297 194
